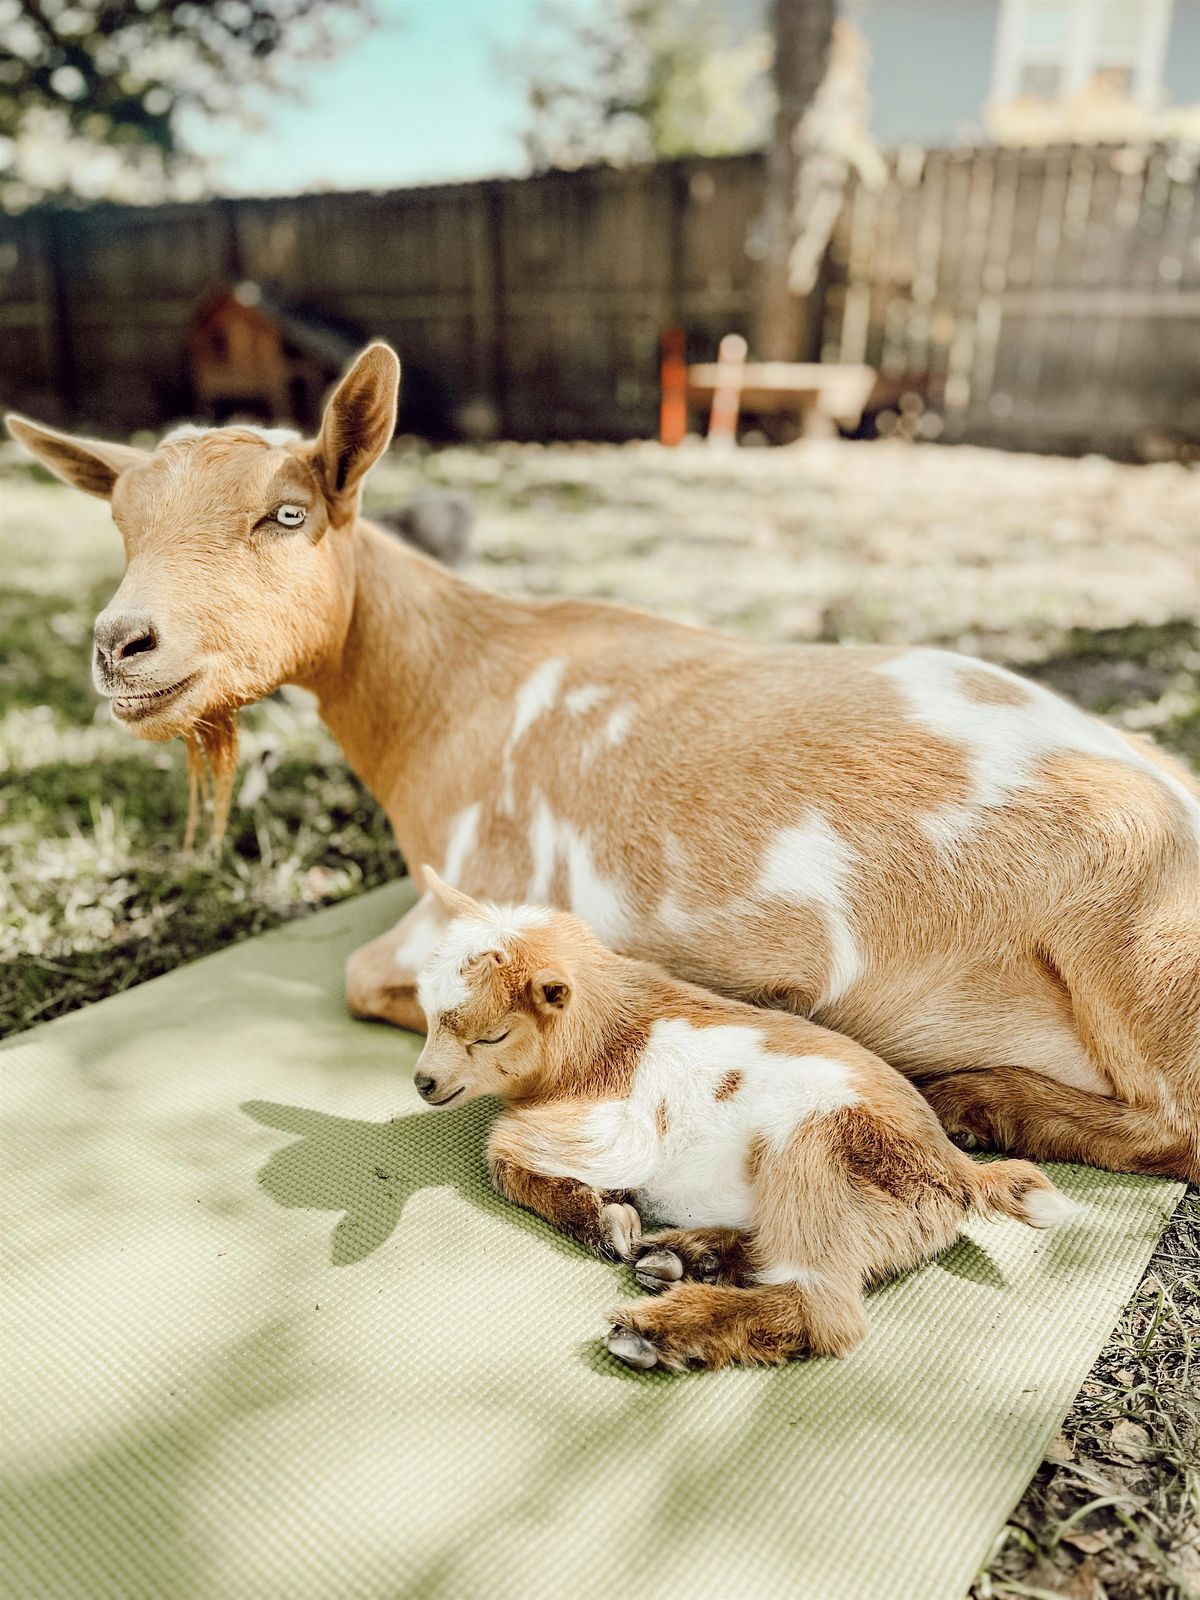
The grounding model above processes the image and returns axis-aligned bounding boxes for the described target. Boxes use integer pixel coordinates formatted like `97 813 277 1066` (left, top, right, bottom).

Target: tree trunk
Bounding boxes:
755 0 836 361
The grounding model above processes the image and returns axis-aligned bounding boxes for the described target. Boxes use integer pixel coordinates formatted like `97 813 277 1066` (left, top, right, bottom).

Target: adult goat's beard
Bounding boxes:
184 711 240 851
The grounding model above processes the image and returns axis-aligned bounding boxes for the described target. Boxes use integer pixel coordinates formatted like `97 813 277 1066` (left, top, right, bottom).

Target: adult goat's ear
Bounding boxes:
5 415 149 500
311 342 399 511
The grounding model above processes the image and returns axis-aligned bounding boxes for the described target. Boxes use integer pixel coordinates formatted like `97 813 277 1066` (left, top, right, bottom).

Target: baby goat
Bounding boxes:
414 869 1076 1372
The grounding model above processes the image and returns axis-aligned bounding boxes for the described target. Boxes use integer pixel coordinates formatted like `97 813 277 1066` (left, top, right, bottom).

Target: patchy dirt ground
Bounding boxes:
2 436 1198 1597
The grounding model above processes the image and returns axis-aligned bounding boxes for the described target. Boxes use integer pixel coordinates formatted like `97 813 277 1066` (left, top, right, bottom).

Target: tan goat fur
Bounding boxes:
7 343 1199 1182
413 869 1076 1370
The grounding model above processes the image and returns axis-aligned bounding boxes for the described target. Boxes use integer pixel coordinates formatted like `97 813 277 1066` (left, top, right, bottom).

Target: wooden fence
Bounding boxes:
822 141 1200 456
0 156 763 441
0 143 1196 454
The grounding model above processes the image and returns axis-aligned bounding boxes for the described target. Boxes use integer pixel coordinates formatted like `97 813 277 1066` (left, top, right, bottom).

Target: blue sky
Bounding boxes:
186 0 588 196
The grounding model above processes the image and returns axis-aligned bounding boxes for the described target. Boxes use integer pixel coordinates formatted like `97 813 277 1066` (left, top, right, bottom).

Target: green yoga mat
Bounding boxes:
1 883 1182 1600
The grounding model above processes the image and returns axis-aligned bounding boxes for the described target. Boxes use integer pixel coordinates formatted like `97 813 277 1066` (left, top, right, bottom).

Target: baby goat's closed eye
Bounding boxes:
412 869 576 1108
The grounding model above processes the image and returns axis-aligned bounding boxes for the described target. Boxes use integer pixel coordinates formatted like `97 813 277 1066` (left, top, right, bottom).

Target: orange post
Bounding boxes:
659 327 687 446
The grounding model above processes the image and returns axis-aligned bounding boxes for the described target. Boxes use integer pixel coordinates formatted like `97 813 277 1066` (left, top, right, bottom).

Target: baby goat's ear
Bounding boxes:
422 864 483 918
469 947 507 972
532 969 572 1014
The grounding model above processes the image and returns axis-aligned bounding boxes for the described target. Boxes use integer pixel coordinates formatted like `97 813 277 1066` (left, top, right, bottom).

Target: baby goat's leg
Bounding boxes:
487 1117 640 1261
609 1108 973 1370
750 1108 973 1300
607 1126 874 1368
607 1277 867 1371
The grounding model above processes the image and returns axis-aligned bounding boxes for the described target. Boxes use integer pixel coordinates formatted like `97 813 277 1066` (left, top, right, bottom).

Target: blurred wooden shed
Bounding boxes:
189 282 361 430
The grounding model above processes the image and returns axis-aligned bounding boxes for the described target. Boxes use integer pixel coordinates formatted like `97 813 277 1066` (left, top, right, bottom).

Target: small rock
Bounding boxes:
1175 1538 1200 1595
303 865 341 897
1062 1529 1115 1555
238 758 270 809
375 492 474 567
1110 1418 1152 1460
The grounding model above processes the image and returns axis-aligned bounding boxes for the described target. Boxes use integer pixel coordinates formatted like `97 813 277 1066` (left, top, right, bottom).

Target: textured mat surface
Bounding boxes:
0 884 1183 1600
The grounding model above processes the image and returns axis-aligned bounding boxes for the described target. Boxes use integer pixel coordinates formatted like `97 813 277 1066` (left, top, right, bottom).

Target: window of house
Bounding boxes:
1015 3 1072 97
992 0 1175 108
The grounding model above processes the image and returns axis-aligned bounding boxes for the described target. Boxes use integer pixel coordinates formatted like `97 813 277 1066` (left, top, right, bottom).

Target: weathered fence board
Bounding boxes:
0 157 766 440
821 142 1200 456
0 144 1195 455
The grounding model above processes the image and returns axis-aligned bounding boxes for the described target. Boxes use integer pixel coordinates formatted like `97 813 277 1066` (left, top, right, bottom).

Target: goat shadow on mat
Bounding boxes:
241 1098 596 1269
935 1235 1006 1287
241 1100 1008 1303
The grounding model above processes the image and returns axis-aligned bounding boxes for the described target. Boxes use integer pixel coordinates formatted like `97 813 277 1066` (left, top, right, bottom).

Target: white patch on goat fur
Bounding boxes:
656 890 705 936
758 813 862 1006
442 803 481 886
526 796 558 904
756 1262 826 1290
160 422 301 448
1158 1088 1188 1132
417 902 550 1020
605 706 633 746
241 425 302 447
564 828 628 942
880 649 1200 850
499 659 566 814
392 895 446 974
527 1017 859 1231
524 791 629 940
579 705 632 766
655 834 708 934
565 683 612 715
511 659 566 746
395 803 484 973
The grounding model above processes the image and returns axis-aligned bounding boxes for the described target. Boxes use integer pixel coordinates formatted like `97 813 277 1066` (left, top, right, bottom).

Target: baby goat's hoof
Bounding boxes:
633 1231 727 1288
633 1249 684 1292
606 1327 660 1370
600 1202 642 1261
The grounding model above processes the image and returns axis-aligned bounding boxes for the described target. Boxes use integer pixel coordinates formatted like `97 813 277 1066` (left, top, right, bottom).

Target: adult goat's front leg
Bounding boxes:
346 891 448 1031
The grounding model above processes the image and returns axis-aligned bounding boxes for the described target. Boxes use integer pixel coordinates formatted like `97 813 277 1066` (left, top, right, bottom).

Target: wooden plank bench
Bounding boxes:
661 331 876 446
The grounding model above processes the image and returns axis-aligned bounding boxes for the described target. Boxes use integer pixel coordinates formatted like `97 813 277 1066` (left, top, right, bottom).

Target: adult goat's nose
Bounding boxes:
94 614 158 669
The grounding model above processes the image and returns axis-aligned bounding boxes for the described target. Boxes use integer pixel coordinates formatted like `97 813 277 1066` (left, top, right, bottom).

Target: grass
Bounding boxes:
0 589 404 1036
1 436 1197 1597
978 1190 1199 1600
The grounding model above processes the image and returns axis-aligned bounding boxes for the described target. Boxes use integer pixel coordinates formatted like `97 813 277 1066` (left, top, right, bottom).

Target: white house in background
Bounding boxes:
991 0 1175 104
840 0 1200 145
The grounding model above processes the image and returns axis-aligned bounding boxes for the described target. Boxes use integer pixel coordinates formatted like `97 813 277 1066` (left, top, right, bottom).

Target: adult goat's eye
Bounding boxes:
475 1029 510 1047
273 504 307 528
